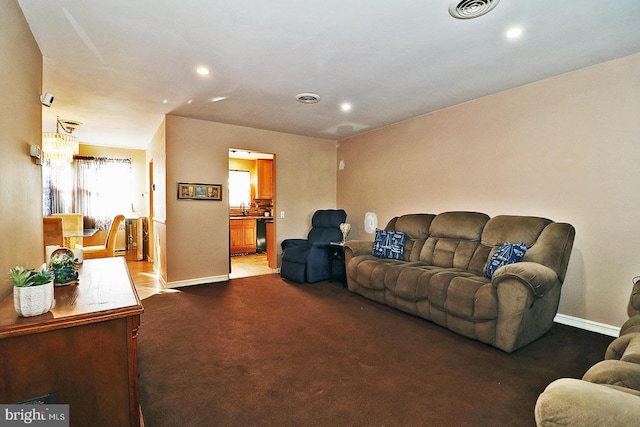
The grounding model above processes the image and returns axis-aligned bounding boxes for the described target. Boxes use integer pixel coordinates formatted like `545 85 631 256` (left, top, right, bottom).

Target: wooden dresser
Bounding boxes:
0 257 144 427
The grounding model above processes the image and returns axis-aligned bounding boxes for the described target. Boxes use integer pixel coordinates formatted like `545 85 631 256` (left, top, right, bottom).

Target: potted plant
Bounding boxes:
9 266 55 317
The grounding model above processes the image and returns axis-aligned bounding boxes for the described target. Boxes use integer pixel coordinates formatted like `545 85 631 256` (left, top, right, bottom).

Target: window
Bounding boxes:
43 157 133 229
228 169 250 207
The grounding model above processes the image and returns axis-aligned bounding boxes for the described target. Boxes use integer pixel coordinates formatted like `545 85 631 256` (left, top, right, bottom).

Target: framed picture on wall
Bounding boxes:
177 182 222 200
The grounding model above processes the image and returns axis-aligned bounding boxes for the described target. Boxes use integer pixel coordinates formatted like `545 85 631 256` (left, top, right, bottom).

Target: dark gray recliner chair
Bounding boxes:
280 209 347 283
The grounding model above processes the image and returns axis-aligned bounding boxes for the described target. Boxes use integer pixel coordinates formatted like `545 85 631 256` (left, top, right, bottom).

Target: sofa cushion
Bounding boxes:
388 214 436 261
372 229 405 260
385 264 447 301
420 238 482 270
349 255 404 290
444 276 497 320
418 212 489 269
481 215 551 247
484 241 527 278
390 214 435 239
429 211 489 240
422 270 495 320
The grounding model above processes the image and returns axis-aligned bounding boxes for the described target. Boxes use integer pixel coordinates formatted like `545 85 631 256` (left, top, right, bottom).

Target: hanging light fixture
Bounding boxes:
42 117 81 163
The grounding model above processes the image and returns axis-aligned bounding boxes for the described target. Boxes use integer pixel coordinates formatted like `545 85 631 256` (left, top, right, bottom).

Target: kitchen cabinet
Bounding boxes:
230 218 257 254
256 159 273 199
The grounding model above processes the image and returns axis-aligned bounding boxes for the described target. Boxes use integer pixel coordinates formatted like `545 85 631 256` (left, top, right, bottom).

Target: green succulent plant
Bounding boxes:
9 266 54 287
49 252 79 284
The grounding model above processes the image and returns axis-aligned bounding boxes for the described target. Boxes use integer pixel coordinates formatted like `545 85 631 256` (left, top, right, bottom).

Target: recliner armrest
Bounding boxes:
492 262 559 298
281 238 309 251
311 241 332 249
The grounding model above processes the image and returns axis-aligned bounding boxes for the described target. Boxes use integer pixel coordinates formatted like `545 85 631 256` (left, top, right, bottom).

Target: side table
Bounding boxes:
329 241 347 286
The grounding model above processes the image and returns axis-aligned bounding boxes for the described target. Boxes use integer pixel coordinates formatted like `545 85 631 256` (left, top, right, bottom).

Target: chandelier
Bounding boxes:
42 117 81 163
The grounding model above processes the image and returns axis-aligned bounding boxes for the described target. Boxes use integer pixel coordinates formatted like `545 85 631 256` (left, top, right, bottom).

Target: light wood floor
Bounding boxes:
126 253 276 300
125 258 164 300
230 253 275 279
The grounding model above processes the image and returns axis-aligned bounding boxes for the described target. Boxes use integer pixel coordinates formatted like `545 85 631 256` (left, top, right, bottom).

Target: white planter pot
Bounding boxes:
13 281 55 317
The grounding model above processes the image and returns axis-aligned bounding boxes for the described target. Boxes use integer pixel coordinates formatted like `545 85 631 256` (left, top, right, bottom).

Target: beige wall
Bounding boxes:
337 53 640 329
157 115 336 285
0 1 44 300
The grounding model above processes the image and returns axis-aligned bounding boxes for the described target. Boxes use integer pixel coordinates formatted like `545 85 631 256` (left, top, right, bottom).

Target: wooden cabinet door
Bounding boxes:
230 221 244 254
257 159 273 199
242 219 256 252
230 219 256 254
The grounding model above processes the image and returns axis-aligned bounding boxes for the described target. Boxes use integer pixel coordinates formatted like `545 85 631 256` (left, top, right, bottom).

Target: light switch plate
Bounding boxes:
30 144 41 159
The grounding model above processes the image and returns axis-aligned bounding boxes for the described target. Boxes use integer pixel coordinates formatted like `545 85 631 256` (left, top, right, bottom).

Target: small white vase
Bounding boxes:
13 281 55 317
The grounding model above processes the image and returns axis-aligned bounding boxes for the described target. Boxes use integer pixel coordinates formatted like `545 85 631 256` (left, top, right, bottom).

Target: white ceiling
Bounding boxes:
18 0 640 150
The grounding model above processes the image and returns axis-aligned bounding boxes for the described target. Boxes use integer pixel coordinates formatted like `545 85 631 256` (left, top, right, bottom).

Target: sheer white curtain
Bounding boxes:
44 157 133 229
43 161 74 215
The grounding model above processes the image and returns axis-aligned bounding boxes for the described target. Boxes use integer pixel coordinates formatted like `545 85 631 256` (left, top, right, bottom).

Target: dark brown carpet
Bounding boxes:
138 274 613 426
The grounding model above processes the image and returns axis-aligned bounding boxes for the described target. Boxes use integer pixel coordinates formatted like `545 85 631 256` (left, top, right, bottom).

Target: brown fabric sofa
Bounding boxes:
344 211 575 353
534 280 640 426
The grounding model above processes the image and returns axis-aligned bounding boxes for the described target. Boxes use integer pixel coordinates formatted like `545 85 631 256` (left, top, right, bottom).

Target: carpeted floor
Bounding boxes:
138 274 613 427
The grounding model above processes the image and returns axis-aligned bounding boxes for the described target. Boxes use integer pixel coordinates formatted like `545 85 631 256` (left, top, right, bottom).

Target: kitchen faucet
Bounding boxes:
240 202 248 216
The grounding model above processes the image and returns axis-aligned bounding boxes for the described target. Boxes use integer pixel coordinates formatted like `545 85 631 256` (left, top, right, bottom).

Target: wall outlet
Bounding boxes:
280 211 285 218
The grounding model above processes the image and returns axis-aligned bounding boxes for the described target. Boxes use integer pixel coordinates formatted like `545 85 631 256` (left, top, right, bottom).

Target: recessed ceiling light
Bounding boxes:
196 67 210 76
211 96 227 103
295 93 321 104
163 99 168 104
506 27 523 39
341 102 352 112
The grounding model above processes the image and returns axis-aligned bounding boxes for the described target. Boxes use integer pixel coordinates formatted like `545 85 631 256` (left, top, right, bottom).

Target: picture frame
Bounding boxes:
177 182 222 200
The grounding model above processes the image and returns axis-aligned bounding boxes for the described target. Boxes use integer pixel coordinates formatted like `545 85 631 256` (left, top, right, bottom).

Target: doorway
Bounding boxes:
228 148 276 278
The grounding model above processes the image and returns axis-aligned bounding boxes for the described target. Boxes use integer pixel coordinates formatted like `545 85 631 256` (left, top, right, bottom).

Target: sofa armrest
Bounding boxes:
535 378 640 427
606 333 640 364
492 262 559 298
344 240 374 258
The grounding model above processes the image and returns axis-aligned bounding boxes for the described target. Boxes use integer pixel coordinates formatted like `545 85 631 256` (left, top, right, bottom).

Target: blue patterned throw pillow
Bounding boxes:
484 241 527 278
372 229 406 260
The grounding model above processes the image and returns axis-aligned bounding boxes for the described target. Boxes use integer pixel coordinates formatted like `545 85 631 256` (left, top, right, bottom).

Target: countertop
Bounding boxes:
230 216 273 220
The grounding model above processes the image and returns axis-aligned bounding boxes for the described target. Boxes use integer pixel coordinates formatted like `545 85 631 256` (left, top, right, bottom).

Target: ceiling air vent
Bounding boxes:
295 93 321 104
449 0 500 19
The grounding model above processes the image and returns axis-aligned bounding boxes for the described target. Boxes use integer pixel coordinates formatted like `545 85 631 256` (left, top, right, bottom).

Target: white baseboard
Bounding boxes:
166 275 229 289
554 313 620 337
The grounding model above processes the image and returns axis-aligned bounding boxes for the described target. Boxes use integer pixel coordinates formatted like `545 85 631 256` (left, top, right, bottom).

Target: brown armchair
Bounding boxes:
83 215 125 259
